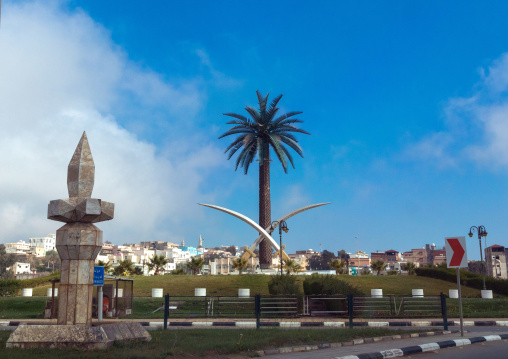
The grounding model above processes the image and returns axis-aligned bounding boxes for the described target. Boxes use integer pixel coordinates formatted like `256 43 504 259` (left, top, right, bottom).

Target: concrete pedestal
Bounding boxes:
6 322 151 349
56 222 102 326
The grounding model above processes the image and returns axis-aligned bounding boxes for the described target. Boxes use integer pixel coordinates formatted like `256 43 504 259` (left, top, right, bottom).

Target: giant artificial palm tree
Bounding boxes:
219 91 309 268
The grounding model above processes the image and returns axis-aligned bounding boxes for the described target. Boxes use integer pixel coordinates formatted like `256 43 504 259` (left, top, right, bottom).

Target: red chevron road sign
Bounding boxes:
445 236 467 268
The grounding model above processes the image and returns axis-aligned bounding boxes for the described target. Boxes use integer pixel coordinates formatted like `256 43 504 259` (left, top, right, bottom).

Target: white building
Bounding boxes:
11 262 31 276
5 240 30 255
29 234 56 255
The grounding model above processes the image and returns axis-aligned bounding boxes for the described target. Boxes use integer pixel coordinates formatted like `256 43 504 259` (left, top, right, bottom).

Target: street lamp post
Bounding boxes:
269 220 289 275
468 225 488 290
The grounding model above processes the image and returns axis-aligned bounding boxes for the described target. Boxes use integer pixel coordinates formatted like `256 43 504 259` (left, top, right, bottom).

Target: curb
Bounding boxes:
2 320 508 328
253 330 455 357
339 333 508 359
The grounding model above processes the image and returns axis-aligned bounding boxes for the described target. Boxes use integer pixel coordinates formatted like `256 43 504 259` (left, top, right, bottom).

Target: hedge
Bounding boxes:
0 272 60 297
415 267 508 296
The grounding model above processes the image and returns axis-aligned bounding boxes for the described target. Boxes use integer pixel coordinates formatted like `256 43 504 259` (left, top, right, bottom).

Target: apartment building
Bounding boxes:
486 244 508 279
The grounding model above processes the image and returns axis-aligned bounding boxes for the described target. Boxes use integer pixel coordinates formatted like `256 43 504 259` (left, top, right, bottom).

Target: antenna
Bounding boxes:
319 243 322 252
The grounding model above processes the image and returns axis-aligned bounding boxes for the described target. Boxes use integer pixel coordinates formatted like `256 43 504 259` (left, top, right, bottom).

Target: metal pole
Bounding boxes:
255 294 261 329
98 285 103 322
163 294 169 329
347 294 354 328
440 292 448 331
280 228 283 275
479 237 486 290
457 268 464 337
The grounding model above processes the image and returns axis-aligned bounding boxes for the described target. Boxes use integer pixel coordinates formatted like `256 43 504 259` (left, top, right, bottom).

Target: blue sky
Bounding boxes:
2 1 508 259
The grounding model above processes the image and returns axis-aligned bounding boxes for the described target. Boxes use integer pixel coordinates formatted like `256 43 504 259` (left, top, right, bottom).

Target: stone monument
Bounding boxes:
7 132 151 349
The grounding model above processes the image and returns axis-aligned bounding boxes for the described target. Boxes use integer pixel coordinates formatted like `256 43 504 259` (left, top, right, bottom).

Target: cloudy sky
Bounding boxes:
2 1 508 259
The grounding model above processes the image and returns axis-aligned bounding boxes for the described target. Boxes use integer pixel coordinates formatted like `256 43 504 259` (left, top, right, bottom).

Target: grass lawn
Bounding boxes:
29 274 483 297
0 327 424 358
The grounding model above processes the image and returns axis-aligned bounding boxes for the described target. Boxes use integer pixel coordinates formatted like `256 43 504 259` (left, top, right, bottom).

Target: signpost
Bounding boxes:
94 266 105 321
445 237 467 337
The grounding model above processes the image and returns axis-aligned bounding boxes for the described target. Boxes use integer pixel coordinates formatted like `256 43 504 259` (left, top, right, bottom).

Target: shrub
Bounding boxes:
303 274 363 295
267 275 301 295
415 267 508 296
170 268 187 275
387 270 398 275
0 279 21 297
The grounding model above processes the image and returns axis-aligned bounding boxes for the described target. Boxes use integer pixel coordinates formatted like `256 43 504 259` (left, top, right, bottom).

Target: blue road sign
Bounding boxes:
93 266 104 286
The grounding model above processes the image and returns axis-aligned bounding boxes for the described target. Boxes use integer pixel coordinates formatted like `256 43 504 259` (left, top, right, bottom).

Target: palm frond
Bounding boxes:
245 106 260 122
279 136 304 157
223 113 250 123
267 134 288 173
224 135 247 153
273 111 304 125
280 144 296 169
227 141 244 159
274 125 311 135
266 94 283 120
256 90 268 115
218 128 255 139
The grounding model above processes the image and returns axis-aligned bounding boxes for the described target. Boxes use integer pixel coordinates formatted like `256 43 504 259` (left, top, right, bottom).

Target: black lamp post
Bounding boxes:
269 220 289 274
468 225 488 290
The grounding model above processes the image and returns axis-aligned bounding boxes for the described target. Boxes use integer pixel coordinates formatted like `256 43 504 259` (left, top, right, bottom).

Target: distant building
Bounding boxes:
28 234 56 255
349 251 371 268
5 241 30 255
486 244 508 279
401 248 427 266
371 249 400 263
11 262 30 276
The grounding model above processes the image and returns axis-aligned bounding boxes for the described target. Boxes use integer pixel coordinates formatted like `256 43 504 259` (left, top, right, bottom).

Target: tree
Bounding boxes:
232 257 251 275
224 245 237 256
147 254 169 275
308 250 336 270
401 262 417 275
45 250 61 272
283 259 302 275
186 257 204 275
171 268 187 275
328 259 347 275
219 91 310 268
371 260 388 275
0 245 16 279
96 260 113 274
112 259 136 276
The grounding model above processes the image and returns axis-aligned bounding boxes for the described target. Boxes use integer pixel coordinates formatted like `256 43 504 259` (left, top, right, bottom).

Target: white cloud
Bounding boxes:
0 1 225 244
405 52 508 170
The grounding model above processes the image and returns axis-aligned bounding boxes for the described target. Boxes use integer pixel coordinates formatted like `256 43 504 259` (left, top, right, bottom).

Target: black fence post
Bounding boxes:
255 294 261 329
440 292 448 331
347 294 353 329
164 294 169 330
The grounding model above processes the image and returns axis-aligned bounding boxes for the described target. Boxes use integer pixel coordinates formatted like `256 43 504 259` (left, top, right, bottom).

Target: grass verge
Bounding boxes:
0 327 424 358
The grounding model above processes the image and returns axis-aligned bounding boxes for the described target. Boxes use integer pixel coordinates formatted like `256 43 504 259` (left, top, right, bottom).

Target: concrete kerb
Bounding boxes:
2 319 508 329
337 333 508 359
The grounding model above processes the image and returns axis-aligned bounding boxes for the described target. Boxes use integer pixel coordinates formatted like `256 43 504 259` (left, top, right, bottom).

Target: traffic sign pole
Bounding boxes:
456 268 463 337
445 237 467 337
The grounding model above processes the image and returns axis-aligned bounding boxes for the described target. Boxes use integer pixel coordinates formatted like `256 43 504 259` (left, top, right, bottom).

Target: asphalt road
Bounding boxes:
410 338 508 358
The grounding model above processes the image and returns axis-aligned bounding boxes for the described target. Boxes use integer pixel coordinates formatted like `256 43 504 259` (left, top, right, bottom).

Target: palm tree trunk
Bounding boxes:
259 147 272 269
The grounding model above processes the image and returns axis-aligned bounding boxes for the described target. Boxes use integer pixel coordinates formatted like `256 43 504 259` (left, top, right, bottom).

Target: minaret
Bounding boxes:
198 234 203 248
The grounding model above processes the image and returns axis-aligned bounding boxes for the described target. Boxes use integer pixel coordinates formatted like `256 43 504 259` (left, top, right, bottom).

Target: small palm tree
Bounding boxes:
112 259 135 276
371 260 388 275
232 257 251 275
186 257 205 275
401 262 417 275
220 91 310 269
328 259 347 275
147 254 169 275
283 259 302 275
96 260 113 274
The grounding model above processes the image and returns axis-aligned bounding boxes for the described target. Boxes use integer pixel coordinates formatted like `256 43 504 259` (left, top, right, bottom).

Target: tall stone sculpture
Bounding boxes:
47 132 114 326
7 132 151 349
